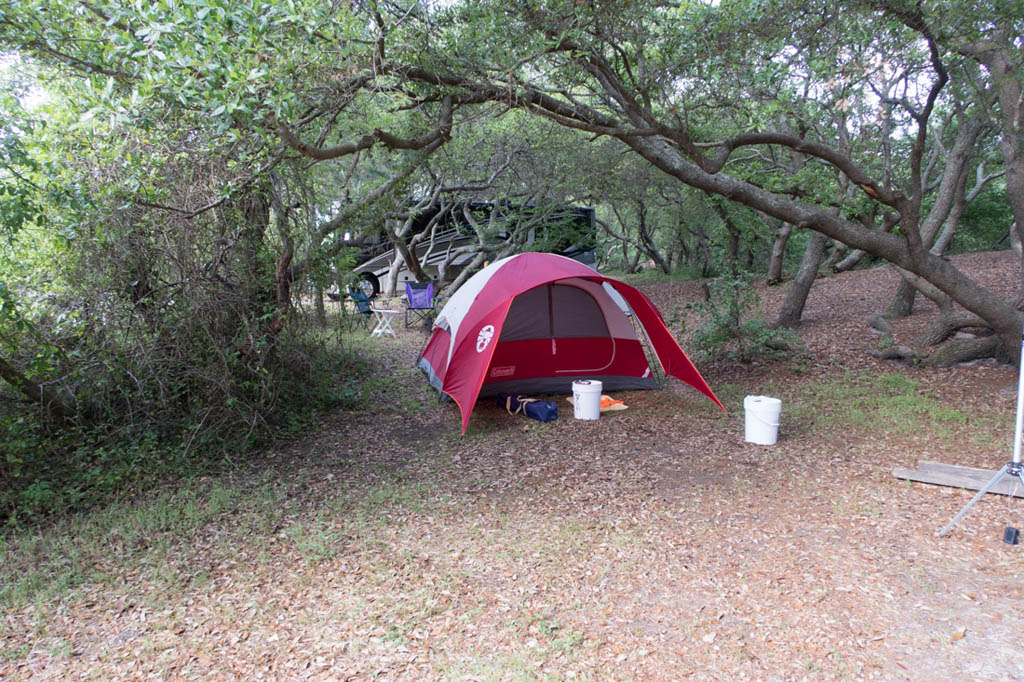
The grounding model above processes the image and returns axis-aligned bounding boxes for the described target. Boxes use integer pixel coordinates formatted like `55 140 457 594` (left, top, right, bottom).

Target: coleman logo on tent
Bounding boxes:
476 325 495 353
490 365 515 377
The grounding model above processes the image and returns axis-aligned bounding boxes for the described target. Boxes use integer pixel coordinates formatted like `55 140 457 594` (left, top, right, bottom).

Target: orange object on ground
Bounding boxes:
566 394 628 412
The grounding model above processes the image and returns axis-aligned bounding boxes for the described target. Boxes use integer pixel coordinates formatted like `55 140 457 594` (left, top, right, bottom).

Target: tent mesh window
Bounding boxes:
500 284 610 341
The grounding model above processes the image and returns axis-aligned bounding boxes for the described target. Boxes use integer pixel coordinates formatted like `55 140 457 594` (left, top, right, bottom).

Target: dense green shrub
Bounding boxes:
687 273 801 363
0 319 372 527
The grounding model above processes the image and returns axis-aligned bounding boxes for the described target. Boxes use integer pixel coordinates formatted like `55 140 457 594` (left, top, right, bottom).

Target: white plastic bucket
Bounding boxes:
572 380 603 420
744 395 781 445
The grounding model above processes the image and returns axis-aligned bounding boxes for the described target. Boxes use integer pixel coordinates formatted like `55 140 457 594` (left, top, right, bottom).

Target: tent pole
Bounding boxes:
938 322 1024 537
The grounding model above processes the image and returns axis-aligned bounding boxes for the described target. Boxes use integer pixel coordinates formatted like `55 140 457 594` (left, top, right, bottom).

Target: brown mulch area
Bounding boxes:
3 252 1024 681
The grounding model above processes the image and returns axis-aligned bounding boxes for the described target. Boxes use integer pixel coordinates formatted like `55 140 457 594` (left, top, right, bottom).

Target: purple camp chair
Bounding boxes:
404 281 436 329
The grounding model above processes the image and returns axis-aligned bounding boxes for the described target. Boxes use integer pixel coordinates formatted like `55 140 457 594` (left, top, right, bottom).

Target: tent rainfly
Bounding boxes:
417 252 724 432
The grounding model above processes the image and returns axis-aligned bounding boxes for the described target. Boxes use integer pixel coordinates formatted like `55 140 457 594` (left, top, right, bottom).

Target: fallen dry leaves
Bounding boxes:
2 251 1024 681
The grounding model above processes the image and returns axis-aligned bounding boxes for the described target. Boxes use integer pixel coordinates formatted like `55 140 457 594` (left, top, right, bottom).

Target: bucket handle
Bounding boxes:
750 413 779 428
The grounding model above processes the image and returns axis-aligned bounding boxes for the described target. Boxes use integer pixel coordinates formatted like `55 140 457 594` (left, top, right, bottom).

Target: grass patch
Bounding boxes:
288 510 344 563
439 653 543 681
0 475 292 609
712 383 751 409
790 370 997 442
440 652 589 682
350 476 435 519
0 642 30 663
440 611 587 680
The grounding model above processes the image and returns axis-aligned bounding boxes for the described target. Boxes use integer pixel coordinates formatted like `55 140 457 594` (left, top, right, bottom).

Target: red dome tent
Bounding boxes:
417 253 724 432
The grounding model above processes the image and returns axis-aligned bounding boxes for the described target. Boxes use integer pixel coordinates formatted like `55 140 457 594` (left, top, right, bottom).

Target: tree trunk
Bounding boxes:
886 278 917 318
641 234 671 273
775 230 828 329
600 206 647 273
618 117 1024 363
969 29 1024 301
672 226 690 271
689 226 714 277
239 191 271 307
388 216 432 288
313 284 326 325
268 239 295 337
886 115 985 318
627 246 642 273
441 249 489 296
766 221 792 284
614 240 630 271
833 248 868 272
385 250 405 297
0 355 75 424
822 239 846 271
636 202 672 273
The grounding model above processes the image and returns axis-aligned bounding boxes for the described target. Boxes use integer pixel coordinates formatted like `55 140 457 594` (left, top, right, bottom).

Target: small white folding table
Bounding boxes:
370 308 399 338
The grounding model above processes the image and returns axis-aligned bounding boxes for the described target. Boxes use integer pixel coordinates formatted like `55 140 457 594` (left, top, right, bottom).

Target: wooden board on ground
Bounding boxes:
893 460 1024 498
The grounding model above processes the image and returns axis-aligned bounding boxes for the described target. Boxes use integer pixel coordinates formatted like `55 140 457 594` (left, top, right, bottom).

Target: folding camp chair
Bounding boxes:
346 287 374 331
404 281 436 329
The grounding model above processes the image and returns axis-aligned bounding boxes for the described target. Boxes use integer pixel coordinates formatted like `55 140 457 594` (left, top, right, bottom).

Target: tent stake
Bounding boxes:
938 322 1024 537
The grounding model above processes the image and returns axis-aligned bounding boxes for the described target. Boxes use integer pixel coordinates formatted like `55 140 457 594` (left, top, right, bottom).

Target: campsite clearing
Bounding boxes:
3 251 1024 680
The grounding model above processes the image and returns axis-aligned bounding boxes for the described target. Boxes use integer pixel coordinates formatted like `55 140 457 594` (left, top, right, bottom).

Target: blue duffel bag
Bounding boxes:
497 393 558 422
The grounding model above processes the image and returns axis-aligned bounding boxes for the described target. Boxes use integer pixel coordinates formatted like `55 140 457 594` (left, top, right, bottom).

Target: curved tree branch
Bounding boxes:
274 95 453 161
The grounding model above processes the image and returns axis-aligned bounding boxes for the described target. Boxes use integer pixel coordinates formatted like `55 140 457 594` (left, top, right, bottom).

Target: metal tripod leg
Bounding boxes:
938 462 1024 537
940 323 1024 538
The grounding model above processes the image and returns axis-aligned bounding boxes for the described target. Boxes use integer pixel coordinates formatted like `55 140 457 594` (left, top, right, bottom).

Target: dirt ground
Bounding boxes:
3 251 1024 681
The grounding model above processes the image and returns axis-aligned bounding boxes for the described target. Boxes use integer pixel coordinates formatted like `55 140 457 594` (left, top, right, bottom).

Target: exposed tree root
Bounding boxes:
920 335 1009 367
867 335 1008 367
868 344 920 363
914 310 989 347
879 265 1013 366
